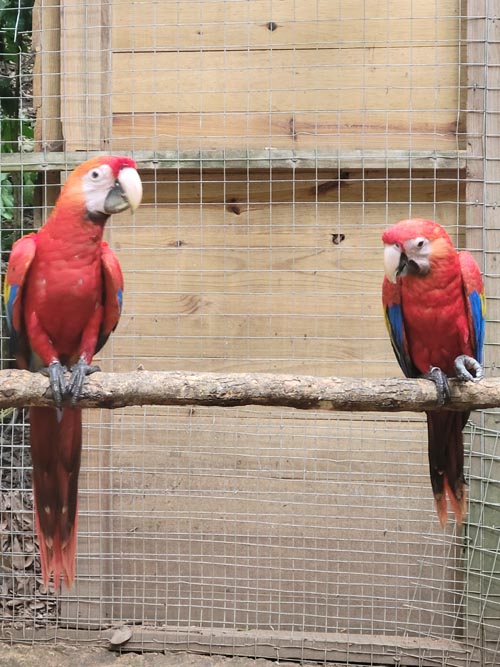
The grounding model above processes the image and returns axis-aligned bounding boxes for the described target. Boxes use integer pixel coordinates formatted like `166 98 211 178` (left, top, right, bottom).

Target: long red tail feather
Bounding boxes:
426 410 469 527
29 406 82 589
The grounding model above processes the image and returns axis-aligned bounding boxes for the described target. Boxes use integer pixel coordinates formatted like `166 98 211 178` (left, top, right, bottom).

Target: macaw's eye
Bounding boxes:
417 239 425 248
90 170 100 180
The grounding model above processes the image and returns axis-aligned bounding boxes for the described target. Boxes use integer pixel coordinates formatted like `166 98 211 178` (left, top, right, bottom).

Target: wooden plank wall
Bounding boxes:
44 0 463 152
107 170 462 376
70 408 461 637
108 0 462 153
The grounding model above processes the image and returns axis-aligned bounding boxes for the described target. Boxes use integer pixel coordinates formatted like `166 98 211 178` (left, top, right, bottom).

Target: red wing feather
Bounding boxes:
96 241 124 354
3 233 37 368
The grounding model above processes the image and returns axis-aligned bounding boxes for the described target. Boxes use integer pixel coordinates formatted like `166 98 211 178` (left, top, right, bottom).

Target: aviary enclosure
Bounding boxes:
0 1 499 665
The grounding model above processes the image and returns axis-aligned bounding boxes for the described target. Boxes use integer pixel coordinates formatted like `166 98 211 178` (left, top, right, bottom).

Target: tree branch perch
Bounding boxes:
0 368 498 412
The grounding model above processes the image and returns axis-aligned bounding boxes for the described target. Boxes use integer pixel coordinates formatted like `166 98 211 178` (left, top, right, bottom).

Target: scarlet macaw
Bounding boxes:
4 156 142 587
382 219 485 526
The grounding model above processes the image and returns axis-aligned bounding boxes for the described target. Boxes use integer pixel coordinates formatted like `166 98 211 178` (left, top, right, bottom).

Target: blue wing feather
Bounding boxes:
384 302 418 378
4 284 20 359
458 251 485 367
5 284 18 334
117 287 123 315
468 290 485 364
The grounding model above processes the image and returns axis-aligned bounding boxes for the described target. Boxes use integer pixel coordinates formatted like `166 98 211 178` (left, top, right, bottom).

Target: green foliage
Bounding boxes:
0 0 34 52
0 172 14 221
0 170 36 254
0 0 35 115
0 169 36 216
0 0 35 250
21 168 35 202
1 115 33 152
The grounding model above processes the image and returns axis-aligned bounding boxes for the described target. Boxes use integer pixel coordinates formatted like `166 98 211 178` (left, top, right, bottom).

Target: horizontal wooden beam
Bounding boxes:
0 368 497 412
4 626 470 667
0 149 466 172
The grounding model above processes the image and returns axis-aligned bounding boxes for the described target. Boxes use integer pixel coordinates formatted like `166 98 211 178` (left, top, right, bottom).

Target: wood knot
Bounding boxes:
226 199 241 215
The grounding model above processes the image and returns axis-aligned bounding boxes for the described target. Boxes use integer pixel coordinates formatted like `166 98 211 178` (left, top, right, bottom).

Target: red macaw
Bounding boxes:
382 219 485 527
3 156 142 588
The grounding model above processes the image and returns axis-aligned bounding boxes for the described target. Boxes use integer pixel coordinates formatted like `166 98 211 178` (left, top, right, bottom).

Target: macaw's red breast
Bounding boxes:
398 253 473 376
22 217 105 366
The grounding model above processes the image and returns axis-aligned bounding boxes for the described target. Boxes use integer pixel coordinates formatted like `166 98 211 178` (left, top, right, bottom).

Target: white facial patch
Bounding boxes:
82 164 115 215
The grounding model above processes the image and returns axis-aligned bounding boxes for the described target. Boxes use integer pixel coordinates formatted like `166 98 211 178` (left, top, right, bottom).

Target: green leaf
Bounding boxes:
21 171 36 206
0 173 14 221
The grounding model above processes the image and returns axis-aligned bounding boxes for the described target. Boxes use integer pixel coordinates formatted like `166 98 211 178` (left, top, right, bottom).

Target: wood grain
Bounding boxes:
111 111 461 152
60 0 111 150
101 174 463 377
32 0 63 151
112 0 459 52
112 47 459 115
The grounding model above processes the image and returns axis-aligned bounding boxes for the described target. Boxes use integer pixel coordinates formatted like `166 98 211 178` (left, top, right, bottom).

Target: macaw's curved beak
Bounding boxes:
396 252 409 277
396 252 423 278
104 166 143 214
383 244 401 283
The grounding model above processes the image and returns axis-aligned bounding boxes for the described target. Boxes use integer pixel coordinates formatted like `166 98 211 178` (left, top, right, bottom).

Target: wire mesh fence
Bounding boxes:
0 1 499 666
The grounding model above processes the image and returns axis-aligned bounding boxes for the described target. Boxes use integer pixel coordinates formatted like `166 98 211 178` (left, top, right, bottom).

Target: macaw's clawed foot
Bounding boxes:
40 360 67 406
67 358 101 403
455 354 483 383
424 366 451 407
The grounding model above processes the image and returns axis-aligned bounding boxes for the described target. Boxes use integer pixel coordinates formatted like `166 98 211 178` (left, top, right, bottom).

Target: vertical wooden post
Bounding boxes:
60 0 112 150
32 0 65 226
33 0 63 151
465 2 500 663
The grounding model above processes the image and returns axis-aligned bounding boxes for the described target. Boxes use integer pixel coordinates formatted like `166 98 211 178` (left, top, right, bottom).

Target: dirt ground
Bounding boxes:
0 644 348 667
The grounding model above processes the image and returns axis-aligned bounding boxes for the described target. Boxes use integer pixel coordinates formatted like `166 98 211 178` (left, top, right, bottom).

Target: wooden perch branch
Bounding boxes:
0 368 498 412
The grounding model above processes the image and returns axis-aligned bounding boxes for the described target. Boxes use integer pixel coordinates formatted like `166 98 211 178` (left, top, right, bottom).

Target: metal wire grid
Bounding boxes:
464 421 500 665
107 1 465 151
75 408 460 625
0 1 498 666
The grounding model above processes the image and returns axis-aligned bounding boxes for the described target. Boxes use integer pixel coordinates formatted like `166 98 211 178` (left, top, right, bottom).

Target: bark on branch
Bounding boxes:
0 368 498 412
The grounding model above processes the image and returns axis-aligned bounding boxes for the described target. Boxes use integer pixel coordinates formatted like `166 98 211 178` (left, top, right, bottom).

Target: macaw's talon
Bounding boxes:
66 360 101 403
424 366 451 407
454 354 483 383
40 361 67 406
